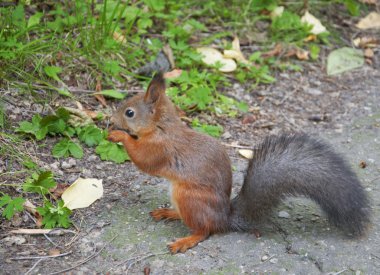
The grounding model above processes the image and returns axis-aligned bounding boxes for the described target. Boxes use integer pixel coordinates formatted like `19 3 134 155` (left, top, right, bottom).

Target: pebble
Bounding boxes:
278 210 290 219
61 158 76 169
88 155 98 162
222 131 232 139
261 255 269 261
2 236 26 246
82 169 93 178
269 258 278 264
305 88 323 96
50 161 60 170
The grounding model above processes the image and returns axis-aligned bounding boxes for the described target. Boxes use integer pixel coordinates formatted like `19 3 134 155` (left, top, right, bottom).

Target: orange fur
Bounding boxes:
150 208 181 221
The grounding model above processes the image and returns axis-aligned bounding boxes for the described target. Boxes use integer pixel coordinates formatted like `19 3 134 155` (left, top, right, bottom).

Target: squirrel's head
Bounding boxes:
111 72 179 139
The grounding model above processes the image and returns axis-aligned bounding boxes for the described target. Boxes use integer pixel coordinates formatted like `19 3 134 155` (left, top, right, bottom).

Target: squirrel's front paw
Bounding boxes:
107 130 126 143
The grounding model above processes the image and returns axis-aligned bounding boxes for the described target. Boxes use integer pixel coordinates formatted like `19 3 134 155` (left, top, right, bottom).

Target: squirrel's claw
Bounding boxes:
107 130 126 143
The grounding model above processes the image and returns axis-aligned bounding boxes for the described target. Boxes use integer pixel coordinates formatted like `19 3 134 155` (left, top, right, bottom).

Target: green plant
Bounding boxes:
191 118 223 137
37 199 72 228
0 195 25 220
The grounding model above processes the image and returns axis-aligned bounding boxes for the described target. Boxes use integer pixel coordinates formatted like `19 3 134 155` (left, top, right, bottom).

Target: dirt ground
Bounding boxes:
1 61 380 274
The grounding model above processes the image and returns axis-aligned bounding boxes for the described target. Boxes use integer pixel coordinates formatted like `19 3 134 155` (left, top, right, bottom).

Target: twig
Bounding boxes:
10 228 77 235
25 258 44 275
221 142 256 150
49 234 118 275
10 251 72 260
43 233 63 249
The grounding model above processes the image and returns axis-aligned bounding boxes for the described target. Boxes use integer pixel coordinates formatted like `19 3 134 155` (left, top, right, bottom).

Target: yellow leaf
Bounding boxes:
356 12 380 30
196 47 237 72
238 149 254 159
270 6 284 18
62 178 103 210
301 11 327 35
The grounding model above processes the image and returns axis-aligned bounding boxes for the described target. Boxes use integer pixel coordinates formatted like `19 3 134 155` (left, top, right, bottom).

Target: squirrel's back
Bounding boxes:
231 133 371 236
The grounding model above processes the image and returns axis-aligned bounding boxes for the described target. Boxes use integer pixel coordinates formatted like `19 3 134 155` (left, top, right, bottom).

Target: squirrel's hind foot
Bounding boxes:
168 233 208 254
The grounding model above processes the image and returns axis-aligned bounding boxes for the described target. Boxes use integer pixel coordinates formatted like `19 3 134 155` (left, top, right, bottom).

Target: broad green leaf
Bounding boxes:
37 200 72 228
27 12 43 28
78 125 103 146
52 138 83 159
23 171 56 195
95 140 129 163
327 47 364 76
0 195 25 220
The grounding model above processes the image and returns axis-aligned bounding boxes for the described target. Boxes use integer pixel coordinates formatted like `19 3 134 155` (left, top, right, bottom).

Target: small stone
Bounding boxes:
61 161 72 169
305 88 323 96
222 131 232 139
82 169 92 178
50 162 60 170
278 211 290 219
261 255 269 261
88 155 98 162
2 236 26 246
68 158 76 167
269 258 278 264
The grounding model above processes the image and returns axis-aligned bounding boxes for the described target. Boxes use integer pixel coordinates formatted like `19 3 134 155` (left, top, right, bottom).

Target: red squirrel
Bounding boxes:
108 73 371 254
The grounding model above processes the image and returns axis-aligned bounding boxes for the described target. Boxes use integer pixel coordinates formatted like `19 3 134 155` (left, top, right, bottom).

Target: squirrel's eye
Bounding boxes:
125 108 135 118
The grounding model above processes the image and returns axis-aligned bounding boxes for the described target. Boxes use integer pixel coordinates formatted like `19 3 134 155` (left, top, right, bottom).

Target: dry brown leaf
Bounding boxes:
356 12 380 29
364 48 374 58
50 183 70 200
262 44 283 58
49 248 61 256
164 69 183 79
285 48 309 60
353 36 380 48
162 44 175 69
304 34 317 42
359 0 377 4
113 31 126 44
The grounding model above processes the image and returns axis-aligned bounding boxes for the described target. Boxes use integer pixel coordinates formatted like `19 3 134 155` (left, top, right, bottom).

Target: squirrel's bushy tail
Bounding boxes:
230 134 371 236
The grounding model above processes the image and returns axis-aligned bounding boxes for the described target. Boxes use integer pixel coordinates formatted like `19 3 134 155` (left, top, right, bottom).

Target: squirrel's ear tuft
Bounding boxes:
144 72 166 104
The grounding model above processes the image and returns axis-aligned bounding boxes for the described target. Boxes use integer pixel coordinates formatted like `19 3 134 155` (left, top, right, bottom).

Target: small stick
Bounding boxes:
10 251 72 260
10 228 77 235
25 259 44 275
221 142 256 150
49 234 118 275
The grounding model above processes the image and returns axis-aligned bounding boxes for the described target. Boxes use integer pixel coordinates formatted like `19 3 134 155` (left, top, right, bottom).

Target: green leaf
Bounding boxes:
52 138 83 159
191 119 223 137
309 44 320 60
96 90 126 99
44 66 62 82
95 140 129 163
16 114 48 140
327 47 364 76
0 195 25 220
27 12 43 28
78 125 103 146
37 200 72 228
144 0 165 11
23 171 57 195
344 0 360 16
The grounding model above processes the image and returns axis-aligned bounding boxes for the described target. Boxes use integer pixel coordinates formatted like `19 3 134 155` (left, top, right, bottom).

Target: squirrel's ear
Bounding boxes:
144 72 166 104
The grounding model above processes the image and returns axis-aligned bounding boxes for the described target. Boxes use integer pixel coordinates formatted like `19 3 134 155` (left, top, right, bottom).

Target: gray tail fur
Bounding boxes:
230 133 371 236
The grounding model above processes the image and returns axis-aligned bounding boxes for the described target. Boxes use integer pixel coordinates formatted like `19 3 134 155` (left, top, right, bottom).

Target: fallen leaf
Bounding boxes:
284 47 309 60
50 183 70 199
304 34 317 42
270 6 284 18
262 43 283 58
162 44 175 69
164 69 183 79
353 36 380 48
356 12 380 29
238 149 254 159
301 11 327 35
196 47 237 72
113 31 126 44
62 178 103 210
223 36 249 65
327 47 364 76
49 248 61 256
364 48 374 58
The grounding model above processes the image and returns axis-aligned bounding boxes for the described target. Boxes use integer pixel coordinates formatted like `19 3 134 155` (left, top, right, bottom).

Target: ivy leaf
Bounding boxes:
0 195 25 220
52 138 83 159
78 125 103 147
23 171 57 195
37 200 72 228
95 140 129 163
